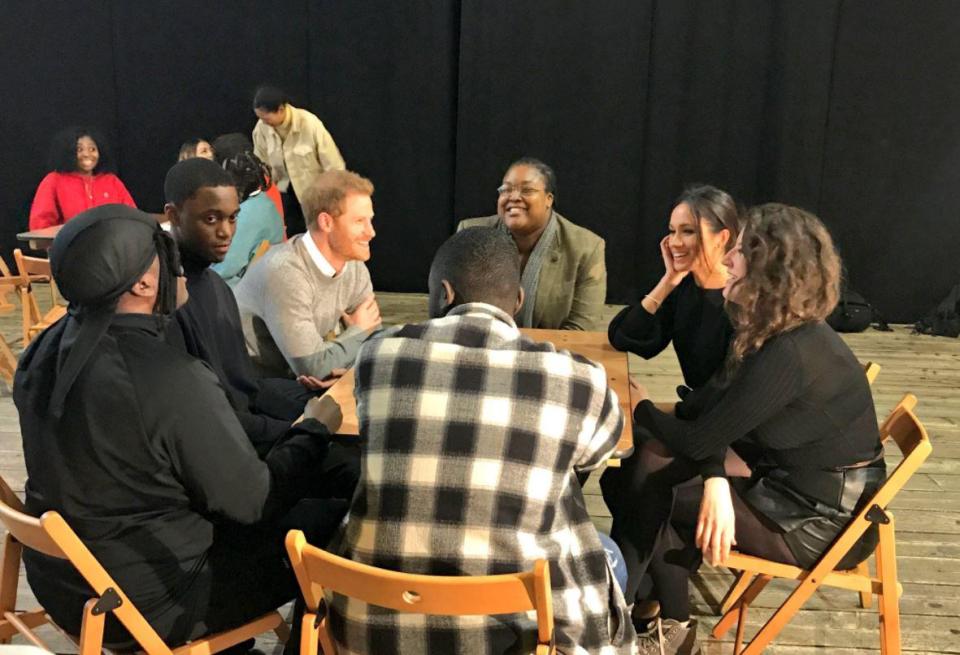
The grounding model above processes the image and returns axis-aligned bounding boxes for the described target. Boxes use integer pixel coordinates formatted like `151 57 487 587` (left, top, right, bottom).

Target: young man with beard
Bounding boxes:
234 169 381 382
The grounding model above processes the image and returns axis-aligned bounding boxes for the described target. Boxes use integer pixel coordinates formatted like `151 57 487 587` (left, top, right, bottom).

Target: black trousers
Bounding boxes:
600 441 796 621
281 188 306 236
257 376 317 423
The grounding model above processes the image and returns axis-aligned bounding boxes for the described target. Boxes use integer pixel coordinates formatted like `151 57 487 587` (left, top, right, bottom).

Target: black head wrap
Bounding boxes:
48 204 181 417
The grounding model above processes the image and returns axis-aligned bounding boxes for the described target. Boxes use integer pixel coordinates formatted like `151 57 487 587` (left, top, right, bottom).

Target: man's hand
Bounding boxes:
297 368 347 392
696 477 736 566
302 395 343 434
342 295 382 332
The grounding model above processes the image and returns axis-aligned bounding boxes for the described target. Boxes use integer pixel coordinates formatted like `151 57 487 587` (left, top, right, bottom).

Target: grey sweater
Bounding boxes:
234 234 373 378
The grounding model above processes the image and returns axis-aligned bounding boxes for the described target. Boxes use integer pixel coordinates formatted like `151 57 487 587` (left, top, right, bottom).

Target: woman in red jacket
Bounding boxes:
28 127 136 230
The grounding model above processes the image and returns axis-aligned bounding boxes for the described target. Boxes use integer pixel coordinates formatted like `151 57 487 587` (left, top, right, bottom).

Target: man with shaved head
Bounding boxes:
330 227 637 654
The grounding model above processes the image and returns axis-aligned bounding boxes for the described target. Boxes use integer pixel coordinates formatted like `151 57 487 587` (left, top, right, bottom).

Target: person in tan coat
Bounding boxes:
252 85 345 235
458 158 607 330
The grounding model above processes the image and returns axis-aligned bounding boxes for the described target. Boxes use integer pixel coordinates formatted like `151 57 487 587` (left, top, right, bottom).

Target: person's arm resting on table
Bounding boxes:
633 335 804 479
573 375 624 473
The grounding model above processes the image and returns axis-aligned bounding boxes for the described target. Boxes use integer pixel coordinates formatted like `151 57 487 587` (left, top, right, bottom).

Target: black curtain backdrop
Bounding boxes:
2 1 957 322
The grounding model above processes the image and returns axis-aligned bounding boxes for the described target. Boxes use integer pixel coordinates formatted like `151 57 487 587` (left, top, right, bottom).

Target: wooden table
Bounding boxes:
326 328 634 463
16 215 169 251
16 226 61 250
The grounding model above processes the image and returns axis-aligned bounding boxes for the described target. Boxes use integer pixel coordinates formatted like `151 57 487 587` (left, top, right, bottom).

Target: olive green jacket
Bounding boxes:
457 213 607 331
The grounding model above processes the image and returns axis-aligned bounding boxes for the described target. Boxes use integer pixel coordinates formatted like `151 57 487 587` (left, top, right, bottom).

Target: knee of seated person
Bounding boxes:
637 439 675 471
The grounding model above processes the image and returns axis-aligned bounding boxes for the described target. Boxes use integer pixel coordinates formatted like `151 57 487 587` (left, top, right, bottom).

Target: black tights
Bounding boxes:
600 440 797 621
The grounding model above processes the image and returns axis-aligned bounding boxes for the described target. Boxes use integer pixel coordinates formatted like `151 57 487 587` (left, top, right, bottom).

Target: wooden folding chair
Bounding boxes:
712 393 931 655
0 333 18 387
719 360 884 614
0 257 19 314
11 250 65 347
0 474 289 655
285 530 556 655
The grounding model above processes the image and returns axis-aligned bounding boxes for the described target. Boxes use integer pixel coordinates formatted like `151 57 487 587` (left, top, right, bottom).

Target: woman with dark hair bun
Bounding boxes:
611 204 885 654
212 132 285 222
609 184 740 391
29 127 136 229
211 151 284 287
251 85 345 235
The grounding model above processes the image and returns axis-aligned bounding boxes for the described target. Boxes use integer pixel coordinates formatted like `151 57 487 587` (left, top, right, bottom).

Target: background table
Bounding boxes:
16 226 61 251
326 328 634 462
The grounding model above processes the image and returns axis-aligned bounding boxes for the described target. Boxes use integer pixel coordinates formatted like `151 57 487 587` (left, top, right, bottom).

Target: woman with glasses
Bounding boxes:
458 157 606 330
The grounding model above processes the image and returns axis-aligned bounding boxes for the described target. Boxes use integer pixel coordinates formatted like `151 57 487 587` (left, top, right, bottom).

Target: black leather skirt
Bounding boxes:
741 458 886 570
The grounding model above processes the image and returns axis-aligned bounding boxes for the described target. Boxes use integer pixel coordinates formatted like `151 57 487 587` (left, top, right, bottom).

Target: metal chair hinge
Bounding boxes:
865 504 890 525
314 598 328 628
92 588 123 615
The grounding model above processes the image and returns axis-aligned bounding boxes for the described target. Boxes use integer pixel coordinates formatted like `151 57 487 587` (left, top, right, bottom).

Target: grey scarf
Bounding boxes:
499 211 558 328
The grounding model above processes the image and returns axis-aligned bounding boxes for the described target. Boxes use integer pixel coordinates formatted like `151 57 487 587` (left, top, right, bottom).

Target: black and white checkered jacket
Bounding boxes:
329 303 637 654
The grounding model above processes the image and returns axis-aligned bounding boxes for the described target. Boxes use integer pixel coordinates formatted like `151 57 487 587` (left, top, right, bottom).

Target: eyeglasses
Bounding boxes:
497 184 544 198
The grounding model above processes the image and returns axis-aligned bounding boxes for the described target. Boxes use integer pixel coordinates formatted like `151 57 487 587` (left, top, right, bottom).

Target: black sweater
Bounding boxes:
634 321 882 481
608 275 732 390
15 314 330 636
171 251 297 454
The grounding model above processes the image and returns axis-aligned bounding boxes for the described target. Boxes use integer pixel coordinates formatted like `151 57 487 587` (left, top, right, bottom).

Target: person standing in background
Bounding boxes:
252 85 345 235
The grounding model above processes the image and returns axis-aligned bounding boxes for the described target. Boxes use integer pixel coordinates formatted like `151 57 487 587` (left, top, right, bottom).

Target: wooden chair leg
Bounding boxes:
79 598 106 655
19 288 31 347
734 600 749 655
740 567 830 655
0 537 22 615
720 571 755 615
876 518 901 655
300 612 320 655
273 616 291 643
712 574 771 640
856 559 873 608
0 337 17 387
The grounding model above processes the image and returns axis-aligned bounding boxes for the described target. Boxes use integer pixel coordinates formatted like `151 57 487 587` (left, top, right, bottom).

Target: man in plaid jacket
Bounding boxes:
329 228 638 654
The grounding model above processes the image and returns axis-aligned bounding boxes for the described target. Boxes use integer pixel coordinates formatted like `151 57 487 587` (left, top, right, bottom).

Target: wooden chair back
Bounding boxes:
713 393 931 655
863 361 880 385
0 480 287 655
0 256 19 313
11 249 66 346
286 530 555 655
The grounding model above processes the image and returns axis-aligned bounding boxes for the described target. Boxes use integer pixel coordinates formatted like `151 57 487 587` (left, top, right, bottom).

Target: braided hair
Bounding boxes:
221 151 271 202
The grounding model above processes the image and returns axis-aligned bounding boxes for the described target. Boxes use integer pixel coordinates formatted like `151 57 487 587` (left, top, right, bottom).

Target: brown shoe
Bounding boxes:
636 618 701 655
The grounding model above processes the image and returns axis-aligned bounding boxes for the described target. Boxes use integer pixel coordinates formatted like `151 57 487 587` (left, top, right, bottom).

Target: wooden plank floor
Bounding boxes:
0 290 957 654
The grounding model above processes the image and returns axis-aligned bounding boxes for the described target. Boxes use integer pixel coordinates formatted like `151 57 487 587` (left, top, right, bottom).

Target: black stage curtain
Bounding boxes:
0 0 118 256
306 0 460 294
3 1 958 322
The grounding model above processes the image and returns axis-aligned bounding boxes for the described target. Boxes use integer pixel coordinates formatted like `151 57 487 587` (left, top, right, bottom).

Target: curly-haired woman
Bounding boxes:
29 127 136 230
612 204 885 655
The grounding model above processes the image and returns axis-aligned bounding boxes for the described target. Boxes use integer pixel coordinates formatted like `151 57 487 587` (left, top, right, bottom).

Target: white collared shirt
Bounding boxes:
302 231 338 278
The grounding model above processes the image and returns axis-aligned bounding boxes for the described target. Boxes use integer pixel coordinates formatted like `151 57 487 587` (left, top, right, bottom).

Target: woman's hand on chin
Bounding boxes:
696 477 736 566
660 235 689 287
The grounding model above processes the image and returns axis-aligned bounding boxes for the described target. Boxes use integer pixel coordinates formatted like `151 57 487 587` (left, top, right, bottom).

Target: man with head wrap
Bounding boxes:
14 204 343 648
